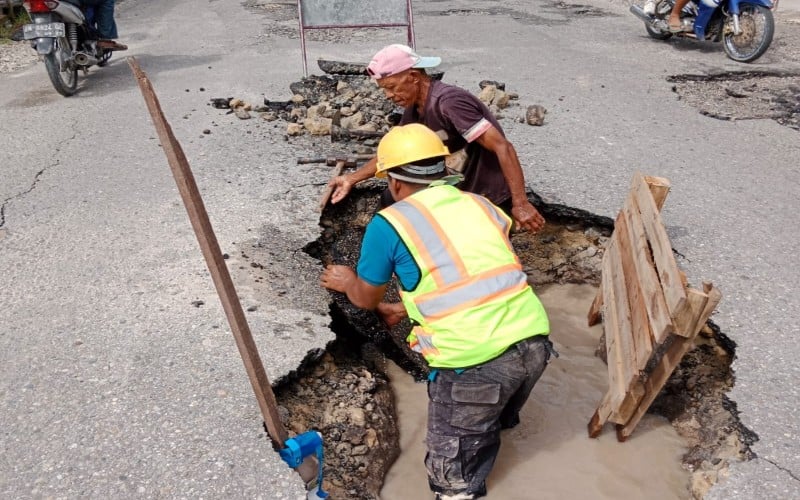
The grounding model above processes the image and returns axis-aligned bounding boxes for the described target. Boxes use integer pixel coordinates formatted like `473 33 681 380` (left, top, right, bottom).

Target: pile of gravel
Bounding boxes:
0 40 38 74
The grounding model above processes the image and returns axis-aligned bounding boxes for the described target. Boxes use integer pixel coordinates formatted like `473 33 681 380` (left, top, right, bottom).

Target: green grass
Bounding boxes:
0 8 30 42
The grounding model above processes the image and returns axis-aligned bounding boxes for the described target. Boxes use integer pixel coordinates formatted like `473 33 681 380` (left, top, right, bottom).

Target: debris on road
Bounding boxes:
208 62 549 141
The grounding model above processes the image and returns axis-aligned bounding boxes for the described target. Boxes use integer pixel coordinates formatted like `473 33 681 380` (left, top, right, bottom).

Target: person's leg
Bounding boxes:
424 340 549 498
498 336 552 429
425 370 501 499
91 0 128 50
668 0 692 31
79 0 117 39
94 0 118 39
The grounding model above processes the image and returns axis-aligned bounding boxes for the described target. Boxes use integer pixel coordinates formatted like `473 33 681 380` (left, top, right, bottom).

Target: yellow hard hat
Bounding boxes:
375 124 450 178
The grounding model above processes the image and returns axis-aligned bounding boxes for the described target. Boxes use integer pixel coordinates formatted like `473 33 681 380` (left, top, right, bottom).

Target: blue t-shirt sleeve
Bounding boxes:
357 216 396 286
356 215 421 291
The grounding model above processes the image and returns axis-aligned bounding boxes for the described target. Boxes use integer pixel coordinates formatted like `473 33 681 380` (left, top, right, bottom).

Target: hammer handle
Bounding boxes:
297 154 375 165
318 160 346 212
297 157 326 164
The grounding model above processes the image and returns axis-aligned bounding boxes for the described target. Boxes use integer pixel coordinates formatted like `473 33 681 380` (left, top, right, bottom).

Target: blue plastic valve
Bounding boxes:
280 431 329 499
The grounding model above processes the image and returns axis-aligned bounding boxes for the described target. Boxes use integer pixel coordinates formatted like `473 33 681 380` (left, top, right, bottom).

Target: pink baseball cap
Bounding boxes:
366 44 441 79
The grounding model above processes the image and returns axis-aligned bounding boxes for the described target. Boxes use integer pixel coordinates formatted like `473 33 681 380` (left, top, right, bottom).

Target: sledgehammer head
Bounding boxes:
326 157 358 167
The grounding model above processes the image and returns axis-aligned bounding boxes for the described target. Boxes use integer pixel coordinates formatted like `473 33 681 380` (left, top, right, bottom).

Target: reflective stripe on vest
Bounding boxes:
415 263 529 321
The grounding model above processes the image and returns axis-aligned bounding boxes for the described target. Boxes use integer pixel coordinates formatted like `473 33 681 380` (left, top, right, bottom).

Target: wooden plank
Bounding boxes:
128 58 318 483
610 382 646 425
672 288 709 337
588 234 615 327
608 237 637 383
588 391 613 438
617 290 718 441
615 335 693 442
644 175 671 212
698 284 722 334
614 212 654 372
622 197 673 344
631 173 687 319
601 253 627 410
605 240 645 424
688 283 721 338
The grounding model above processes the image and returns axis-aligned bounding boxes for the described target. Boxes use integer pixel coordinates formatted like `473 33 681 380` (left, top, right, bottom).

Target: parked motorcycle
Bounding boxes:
630 0 775 63
21 0 111 96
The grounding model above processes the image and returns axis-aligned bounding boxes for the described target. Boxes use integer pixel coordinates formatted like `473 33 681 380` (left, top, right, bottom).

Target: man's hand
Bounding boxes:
511 200 546 233
320 264 356 293
376 301 407 328
328 174 354 205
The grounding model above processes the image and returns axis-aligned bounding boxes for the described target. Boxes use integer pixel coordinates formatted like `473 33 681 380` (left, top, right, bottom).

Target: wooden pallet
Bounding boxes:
586 172 722 442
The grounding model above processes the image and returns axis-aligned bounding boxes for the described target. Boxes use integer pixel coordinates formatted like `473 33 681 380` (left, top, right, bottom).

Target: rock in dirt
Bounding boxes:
234 108 252 120
210 97 233 109
526 104 547 126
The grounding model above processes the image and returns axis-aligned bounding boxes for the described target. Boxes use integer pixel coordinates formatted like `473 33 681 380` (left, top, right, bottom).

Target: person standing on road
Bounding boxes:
327 44 545 233
320 123 554 500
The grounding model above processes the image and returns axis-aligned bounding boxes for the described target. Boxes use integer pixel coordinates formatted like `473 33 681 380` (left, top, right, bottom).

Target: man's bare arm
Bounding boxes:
475 126 545 232
329 157 379 204
320 264 387 310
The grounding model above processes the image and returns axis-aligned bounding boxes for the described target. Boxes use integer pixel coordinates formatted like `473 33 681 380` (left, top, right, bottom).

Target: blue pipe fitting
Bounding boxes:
280 431 329 499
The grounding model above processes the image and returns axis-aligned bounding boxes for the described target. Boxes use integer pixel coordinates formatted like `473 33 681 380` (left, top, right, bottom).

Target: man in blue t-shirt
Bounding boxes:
321 124 554 500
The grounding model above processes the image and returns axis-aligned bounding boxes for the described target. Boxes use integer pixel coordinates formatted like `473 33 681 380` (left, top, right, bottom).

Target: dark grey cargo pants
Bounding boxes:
425 335 552 499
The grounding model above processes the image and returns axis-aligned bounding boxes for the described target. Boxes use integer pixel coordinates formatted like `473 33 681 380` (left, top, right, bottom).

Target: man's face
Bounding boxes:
377 70 419 108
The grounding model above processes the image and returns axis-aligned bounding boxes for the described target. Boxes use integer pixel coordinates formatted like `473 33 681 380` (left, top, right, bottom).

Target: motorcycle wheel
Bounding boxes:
44 37 78 97
646 22 673 40
723 4 774 63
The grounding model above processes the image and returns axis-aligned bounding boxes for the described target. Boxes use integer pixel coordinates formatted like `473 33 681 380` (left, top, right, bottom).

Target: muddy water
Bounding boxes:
381 284 690 500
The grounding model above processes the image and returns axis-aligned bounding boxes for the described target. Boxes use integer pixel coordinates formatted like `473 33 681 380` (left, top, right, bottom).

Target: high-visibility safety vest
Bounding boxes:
379 185 550 369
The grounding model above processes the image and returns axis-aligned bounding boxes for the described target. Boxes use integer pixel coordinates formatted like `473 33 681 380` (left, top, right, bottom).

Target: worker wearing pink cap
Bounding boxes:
327 44 545 233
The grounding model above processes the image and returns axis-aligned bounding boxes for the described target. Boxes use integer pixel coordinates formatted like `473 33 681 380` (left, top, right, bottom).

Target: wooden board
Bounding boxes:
614 212 654 372
586 173 724 440
644 175 671 211
631 173 688 325
601 251 628 409
604 242 647 423
616 284 720 441
623 194 674 345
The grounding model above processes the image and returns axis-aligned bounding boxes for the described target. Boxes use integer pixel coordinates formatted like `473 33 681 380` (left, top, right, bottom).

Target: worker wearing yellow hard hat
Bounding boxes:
321 123 554 500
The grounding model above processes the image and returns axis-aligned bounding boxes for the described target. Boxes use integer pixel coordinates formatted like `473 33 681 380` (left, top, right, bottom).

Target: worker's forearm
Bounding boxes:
345 279 386 311
497 143 530 205
346 158 378 184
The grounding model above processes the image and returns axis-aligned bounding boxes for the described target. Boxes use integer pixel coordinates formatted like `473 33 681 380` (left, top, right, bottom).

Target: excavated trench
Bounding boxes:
214 65 767 499
267 185 756 499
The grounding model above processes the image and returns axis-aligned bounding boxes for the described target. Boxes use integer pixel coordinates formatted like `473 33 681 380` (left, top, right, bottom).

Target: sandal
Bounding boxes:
667 20 688 33
98 39 128 51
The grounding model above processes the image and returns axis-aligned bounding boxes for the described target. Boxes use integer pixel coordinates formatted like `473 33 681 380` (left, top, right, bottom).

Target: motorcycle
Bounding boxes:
21 0 112 96
630 0 776 63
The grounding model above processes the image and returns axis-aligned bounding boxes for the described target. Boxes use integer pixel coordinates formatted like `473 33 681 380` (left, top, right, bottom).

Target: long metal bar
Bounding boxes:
407 0 416 48
127 57 317 484
298 0 309 76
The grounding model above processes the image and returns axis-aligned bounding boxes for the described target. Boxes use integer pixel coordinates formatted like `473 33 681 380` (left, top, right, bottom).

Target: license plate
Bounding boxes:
22 22 66 40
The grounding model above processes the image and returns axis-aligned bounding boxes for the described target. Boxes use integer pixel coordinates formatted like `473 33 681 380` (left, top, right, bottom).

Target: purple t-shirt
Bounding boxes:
401 79 511 205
